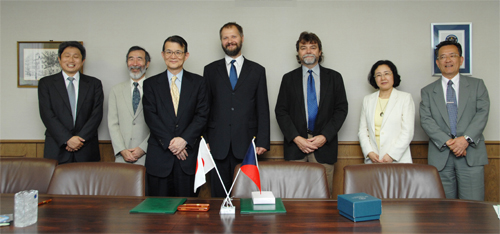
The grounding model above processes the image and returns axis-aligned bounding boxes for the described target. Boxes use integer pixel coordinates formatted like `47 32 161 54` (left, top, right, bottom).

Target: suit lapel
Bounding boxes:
53 73 72 113
292 68 307 123
318 66 330 111
76 74 90 121
381 89 398 128
121 82 135 118
157 71 176 120
368 91 379 133
216 60 233 91
234 58 252 91
431 80 450 128
457 76 470 122
177 71 193 119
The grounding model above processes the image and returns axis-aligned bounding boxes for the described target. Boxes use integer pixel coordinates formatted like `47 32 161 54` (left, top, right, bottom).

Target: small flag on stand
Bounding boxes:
194 137 215 193
240 138 261 193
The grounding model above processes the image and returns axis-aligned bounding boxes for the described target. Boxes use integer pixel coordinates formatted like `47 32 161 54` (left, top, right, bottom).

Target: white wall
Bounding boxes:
1 0 499 141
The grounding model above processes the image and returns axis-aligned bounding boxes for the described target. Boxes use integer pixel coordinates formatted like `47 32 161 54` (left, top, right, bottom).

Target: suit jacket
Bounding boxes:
38 72 103 163
420 75 490 170
142 69 209 177
358 88 415 163
203 58 270 159
275 66 348 164
108 80 150 165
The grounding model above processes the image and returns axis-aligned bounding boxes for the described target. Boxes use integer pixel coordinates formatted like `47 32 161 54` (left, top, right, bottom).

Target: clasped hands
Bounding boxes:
294 135 327 154
121 147 145 162
367 152 393 163
446 136 468 157
169 137 188 160
66 136 85 152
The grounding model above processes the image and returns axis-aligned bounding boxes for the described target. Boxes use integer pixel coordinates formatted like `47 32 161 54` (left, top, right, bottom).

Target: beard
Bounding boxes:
222 41 243 57
301 54 317 65
129 65 147 80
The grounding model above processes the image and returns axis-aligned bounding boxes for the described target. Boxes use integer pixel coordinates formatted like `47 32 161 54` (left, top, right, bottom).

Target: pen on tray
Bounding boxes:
38 199 52 206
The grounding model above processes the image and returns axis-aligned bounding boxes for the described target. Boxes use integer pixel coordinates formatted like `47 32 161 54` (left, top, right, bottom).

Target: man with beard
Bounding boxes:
204 22 270 197
275 32 348 197
108 46 151 165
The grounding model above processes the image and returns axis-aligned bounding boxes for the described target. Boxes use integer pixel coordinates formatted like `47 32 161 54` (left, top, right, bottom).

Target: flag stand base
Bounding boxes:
220 197 235 214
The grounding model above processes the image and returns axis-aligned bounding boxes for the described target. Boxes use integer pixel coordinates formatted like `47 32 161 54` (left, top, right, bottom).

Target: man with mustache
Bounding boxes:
108 46 151 165
275 32 348 197
204 22 270 197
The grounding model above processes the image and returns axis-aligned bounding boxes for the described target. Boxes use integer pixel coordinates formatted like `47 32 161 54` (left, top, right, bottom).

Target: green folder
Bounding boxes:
129 198 186 214
240 198 287 214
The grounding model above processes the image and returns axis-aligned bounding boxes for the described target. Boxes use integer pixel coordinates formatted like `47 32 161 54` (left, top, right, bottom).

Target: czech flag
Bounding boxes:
240 138 261 193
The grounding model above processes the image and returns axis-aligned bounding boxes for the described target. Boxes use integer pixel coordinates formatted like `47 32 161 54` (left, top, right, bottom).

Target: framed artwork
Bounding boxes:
17 41 83 88
431 23 472 76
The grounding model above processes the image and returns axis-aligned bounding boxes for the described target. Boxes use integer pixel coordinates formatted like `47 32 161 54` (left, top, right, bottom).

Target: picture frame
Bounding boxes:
431 23 472 76
17 41 84 88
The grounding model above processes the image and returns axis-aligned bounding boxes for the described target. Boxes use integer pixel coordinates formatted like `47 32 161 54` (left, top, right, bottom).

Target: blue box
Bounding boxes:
338 193 381 222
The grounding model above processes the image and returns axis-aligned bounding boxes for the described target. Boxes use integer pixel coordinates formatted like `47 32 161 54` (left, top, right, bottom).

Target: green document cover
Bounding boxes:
240 198 287 214
129 198 187 214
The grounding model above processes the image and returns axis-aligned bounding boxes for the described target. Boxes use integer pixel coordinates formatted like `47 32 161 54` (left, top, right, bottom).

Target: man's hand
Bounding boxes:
66 136 85 151
120 149 137 162
256 147 267 155
169 137 187 155
381 154 394 163
308 135 327 148
129 147 145 161
175 149 188 161
293 136 318 154
367 152 381 163
447 137 468 157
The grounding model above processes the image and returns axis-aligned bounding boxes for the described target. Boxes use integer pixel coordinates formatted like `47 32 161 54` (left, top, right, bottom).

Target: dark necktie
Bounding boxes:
307 70 318 132
132 82 140 114
67 77 76 124
446 80 458 137
229 60 237 90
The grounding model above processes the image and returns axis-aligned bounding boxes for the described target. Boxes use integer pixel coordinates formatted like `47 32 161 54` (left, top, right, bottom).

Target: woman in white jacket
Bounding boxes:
358 60 415 163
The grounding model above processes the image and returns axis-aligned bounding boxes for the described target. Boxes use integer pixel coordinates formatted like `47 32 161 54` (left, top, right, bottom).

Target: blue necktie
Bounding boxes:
132 82 140 114
446 80 458 137
67 77 76 124
229 60 237 90
307 70 318 132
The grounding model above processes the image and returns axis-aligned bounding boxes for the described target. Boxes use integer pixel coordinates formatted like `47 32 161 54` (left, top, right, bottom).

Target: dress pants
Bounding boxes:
211 146 242 198
439 151 485 201
147 158 196 197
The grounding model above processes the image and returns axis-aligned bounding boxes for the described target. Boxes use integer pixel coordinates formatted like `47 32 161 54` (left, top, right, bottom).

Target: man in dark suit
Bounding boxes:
420 39 490 201
143 36 209 197
38 41 103 164
204 22 270 197
275 32 348 196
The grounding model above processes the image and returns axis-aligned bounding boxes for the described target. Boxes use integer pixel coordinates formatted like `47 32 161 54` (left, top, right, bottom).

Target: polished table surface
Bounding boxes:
0 194 499 233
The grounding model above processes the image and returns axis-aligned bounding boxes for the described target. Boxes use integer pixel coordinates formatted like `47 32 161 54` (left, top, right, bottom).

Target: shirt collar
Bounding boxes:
441 73 460 86
167 69 184 82
302 64 320 77
62 71 80 81
225 54 244 65
130 76 146 88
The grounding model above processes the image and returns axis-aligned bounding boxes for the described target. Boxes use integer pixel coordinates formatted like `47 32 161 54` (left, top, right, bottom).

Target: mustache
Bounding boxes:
302 54 316 59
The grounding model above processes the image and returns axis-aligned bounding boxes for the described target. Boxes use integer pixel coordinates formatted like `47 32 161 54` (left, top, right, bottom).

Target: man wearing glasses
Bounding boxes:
420 38 490 201
143 35 209 197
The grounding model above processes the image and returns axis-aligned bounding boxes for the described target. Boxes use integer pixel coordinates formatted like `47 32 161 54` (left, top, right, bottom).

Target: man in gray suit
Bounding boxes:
108 46 151 165
420 39 490 201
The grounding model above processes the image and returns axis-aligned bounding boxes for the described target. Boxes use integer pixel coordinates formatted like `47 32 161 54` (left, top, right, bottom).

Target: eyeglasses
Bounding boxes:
438 53 460 61
164 50 185 57
374 72 392 79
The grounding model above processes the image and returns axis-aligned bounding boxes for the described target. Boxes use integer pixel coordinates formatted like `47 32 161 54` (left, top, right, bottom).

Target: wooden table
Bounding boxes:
0 194 498 233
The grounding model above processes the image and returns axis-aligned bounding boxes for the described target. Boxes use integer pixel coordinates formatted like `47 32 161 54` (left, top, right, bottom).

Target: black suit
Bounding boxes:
38 72 103 163
275 66 348 164
143 69 208 196
204 58 270 197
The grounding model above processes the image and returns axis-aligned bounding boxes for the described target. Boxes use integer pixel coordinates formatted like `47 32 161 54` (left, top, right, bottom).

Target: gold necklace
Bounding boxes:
378 98 388 117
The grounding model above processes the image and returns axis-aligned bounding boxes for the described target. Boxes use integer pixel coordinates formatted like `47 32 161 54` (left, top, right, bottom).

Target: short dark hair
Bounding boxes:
219 22 243 39
58 41 86 60
295 32 323 64
367 60 401 89
126 46 150 63
435 39 462 58
162 35 188 53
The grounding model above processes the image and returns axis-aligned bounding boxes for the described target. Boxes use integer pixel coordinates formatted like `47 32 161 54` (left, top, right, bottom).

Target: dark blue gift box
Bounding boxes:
338 193 381 222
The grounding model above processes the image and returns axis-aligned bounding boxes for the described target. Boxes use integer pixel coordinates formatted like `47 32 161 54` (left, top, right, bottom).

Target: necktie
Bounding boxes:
132 82 140 114
171 76 180 116
229 60 237 90
307 70 318 132
67 77 76 124
446 80 458 137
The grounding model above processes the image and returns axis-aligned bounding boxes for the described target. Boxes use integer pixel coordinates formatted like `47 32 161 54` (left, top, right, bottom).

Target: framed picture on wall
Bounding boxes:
431 23 472 76
17 41 84 88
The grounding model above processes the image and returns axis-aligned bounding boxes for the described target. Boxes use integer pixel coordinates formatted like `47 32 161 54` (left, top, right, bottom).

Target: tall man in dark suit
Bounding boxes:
38 41 104 164
275 32 348 196
143 36 209 197
420 39 490 201
204 22 270 197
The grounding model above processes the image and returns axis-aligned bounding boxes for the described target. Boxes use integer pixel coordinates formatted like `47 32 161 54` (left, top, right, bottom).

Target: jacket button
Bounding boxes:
231 108 234 111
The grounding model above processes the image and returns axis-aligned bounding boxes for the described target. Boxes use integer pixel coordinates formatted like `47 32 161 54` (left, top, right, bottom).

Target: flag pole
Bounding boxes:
227 169 241 197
